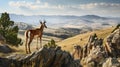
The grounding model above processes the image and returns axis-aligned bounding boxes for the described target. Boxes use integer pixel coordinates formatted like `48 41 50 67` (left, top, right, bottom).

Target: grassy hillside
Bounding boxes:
57 27 115 52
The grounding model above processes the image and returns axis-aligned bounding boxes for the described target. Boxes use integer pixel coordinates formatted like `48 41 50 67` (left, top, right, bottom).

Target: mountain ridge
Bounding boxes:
0 13 120 25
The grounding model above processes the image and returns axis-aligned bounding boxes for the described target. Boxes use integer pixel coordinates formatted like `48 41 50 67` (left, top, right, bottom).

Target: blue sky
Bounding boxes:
0 0 120 17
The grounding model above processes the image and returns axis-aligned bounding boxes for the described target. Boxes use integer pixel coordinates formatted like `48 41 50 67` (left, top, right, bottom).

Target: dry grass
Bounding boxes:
57 27 114 52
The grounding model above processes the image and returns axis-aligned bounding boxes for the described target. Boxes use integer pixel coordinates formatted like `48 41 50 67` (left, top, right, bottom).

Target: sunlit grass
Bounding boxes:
57 27 114 52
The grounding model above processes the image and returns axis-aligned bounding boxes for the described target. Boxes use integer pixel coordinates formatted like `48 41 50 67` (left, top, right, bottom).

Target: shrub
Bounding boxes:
0 12 22 46
44 39 57 48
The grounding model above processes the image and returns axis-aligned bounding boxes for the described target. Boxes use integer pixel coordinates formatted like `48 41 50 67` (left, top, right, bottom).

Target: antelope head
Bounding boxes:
39 20 47 28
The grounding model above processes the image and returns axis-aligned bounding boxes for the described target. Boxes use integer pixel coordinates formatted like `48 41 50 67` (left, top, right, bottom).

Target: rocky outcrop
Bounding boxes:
0 46 81 67
73 28 120 67
104 28 120 57
72 45 82 60
80 34 105 67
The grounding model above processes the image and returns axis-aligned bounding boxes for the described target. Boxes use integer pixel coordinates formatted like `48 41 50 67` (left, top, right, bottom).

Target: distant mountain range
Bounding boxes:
0 13 120 29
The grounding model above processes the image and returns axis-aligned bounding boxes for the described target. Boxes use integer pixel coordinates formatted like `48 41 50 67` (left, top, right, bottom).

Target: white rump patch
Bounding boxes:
28 31 31 38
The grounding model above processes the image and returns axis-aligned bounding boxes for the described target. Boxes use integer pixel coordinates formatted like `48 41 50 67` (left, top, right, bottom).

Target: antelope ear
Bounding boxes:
44 20 46 23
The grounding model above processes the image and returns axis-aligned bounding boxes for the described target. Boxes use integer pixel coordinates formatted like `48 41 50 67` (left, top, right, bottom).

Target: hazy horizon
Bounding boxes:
1 13 120 18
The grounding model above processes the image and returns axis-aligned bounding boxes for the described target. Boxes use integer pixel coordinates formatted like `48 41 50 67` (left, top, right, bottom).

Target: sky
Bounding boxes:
0 0 120 17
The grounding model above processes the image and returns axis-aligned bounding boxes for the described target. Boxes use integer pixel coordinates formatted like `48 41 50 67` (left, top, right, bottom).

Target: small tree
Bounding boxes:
44 39 57 48
0 12 22 46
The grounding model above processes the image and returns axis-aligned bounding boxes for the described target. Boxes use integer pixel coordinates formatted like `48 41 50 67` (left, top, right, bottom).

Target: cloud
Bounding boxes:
79 3 97 9
9 1 66 10
36 0 41 4
9 1 120 10
78 3 120 10
8 1 120 16
9 1 34 9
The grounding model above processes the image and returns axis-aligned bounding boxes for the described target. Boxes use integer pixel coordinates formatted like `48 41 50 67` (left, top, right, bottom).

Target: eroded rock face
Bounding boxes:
72 45 83 60
0 47 81 67
73 28 120 67
105 28 120 57
80 35 105 67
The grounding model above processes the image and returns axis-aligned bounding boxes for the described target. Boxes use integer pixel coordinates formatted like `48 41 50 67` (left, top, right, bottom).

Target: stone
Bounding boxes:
0 45 12 53
72 45 82 60
102 58 120 67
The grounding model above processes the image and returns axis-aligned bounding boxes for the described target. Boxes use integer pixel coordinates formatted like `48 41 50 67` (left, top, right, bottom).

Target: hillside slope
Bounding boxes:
57 27 115 52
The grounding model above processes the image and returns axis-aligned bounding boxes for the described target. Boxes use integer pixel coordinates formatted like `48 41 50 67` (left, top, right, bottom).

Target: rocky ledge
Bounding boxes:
0 46 80 67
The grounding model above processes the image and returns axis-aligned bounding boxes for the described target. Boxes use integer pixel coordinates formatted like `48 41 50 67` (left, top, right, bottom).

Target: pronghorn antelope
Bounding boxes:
25 20 47 53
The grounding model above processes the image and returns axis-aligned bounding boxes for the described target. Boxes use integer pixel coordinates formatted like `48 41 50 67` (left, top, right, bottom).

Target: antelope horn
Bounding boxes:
39 20 42 24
